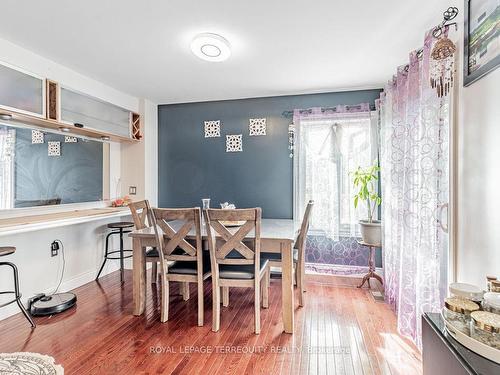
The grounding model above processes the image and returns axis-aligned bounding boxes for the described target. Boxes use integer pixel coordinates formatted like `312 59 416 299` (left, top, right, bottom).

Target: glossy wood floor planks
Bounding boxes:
0 271 422 374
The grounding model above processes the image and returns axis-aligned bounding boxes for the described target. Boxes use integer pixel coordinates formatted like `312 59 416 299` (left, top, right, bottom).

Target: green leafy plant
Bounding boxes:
352 162 382 223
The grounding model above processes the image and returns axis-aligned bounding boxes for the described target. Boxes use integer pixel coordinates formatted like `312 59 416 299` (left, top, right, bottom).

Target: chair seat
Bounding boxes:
261 248 299 263
0 247 16 257
218 258 269 280
107 222 134 229
167 255 211 275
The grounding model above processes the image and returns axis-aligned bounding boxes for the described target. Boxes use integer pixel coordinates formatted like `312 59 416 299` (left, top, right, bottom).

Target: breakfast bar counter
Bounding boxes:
0 207 131 236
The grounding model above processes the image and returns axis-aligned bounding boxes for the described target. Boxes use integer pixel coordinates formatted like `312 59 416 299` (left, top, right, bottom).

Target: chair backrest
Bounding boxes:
151 208 202 263
128 200 153 230
296 201 314 263
204 208 261 269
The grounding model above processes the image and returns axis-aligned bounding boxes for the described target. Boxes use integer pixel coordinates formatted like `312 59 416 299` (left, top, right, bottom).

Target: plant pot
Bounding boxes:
359 220 381 245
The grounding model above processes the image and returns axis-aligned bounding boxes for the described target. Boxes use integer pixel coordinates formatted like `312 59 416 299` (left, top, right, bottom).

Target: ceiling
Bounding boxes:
0 0 454 104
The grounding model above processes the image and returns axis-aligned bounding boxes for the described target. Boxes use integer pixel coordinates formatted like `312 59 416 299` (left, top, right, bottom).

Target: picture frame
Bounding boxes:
464 0 500 86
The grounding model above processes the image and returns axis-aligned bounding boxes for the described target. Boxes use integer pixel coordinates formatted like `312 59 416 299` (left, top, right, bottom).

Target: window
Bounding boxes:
294 114 377 239
0 124 105 210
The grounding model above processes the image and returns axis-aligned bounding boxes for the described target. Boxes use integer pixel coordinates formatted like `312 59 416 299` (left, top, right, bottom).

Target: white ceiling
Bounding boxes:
0 0 453 104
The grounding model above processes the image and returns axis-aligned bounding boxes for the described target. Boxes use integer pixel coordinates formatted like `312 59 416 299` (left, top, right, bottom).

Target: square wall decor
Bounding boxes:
249 118 266 136
48 141 60 156
65 136 77 143
31 130 44 144
226 134 242 152
204 120 221 138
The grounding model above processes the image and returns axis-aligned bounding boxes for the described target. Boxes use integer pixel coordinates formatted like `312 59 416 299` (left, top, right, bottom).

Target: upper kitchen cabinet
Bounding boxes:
0 61 141 142
60 86 134 139
0 61 45 118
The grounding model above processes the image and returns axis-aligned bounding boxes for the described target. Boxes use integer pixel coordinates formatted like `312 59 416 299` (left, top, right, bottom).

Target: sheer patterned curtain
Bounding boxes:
0 126 16 209
378 29 452 348
294 105 378 239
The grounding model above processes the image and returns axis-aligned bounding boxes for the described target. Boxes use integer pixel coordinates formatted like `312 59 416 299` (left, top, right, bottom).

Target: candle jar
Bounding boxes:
449 282 483 303
491 280 500 293
486 276 497 292
470 311 500 350
443 297 480 335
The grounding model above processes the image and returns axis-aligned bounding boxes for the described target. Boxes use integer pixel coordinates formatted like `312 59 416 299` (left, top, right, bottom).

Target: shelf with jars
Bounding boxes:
441 278 500 364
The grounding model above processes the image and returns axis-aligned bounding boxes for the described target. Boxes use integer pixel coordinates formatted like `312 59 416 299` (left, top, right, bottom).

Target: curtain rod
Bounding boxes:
432 7 459 38
281 103 376 119
403 7 459 72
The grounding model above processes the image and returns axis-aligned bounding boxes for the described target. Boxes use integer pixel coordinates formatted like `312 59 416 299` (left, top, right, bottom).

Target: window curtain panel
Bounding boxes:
293 105 378 239
378 29 452 348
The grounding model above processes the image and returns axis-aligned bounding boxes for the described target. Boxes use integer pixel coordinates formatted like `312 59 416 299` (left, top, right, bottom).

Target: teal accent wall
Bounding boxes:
158 90 381 218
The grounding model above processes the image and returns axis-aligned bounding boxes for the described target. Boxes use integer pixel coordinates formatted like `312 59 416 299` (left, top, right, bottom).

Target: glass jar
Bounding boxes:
486 276 497 292
449 282 483 303
444 297 480 335
491 280 500 293
482 292 500 314
470 311 500 350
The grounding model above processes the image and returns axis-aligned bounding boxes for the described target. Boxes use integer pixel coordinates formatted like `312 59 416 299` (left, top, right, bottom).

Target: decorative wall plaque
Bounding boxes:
226 134 242 152
48 141 61 156
204 120 221 138
249 118 266 136
31 130 44 144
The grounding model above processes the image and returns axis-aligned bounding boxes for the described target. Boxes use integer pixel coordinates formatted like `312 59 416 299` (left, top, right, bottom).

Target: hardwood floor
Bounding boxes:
0 271 422 374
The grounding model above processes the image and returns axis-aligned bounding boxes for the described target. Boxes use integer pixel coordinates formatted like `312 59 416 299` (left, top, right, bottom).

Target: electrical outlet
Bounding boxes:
129 186 137 195
51 240 59 257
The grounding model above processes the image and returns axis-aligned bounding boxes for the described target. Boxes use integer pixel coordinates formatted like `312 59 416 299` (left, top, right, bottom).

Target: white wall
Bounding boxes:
453 13 500 286
0 37 158 320
144 99 159 206
0 216 131 319
455 63 500 286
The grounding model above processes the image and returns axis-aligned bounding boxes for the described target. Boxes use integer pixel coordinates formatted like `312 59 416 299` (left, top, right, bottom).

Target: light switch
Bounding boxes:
129 186 137 195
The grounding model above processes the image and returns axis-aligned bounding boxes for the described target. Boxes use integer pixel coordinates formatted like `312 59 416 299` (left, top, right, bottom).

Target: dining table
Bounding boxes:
129 218 299 334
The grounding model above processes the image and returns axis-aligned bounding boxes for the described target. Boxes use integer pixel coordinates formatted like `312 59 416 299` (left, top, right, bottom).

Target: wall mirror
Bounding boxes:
0 123 108 209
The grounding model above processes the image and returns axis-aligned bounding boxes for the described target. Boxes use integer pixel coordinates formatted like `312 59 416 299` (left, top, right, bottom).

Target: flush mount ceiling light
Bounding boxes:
191 33 231 62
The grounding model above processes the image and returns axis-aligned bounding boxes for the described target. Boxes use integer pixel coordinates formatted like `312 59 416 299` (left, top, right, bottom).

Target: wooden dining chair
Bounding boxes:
204 208 270 334
128 200 159 284
150 207 211 326
261 200 313 306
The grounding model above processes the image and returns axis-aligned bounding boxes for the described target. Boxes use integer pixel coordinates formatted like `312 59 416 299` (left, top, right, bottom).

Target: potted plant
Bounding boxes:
352 163 382 245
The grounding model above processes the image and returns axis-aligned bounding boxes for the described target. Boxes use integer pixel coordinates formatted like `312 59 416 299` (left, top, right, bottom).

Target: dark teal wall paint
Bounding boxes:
158 90 381 218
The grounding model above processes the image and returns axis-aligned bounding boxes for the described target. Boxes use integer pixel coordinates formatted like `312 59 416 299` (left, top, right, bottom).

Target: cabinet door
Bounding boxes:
0 61 45 117
60 87 131 138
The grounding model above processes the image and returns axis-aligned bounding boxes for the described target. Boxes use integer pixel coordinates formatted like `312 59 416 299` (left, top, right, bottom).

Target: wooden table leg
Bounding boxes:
281 241 294 334
133 238 146 315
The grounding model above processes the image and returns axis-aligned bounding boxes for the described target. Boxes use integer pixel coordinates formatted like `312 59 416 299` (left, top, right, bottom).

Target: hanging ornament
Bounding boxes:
288 123 295 158
430 24 457 97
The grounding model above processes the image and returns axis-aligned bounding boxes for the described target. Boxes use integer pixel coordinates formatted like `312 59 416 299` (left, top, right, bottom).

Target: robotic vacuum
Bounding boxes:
28 292 77 316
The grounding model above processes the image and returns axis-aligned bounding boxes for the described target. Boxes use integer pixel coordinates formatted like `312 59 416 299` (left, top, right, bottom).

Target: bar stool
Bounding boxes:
0 247 36 328
96 222 134 283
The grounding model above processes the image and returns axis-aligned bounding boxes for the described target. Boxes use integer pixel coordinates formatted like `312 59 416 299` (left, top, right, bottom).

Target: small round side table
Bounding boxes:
356 240 383 289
